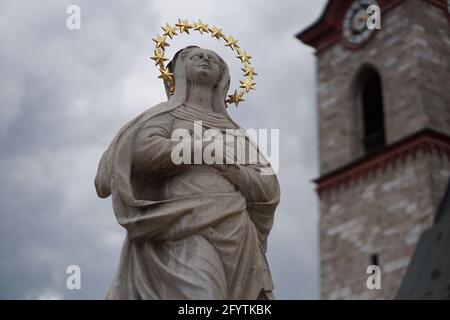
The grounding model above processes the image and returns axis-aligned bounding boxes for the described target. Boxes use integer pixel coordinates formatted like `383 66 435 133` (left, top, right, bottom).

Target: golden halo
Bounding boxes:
151 19 257 107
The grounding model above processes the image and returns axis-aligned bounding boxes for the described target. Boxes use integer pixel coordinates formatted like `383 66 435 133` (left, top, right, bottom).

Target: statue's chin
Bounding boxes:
188 77 218 88
188 69 218 84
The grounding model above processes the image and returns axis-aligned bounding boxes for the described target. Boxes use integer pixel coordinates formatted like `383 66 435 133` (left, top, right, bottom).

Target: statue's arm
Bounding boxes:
132 113 179 175
213 163 279 251
214 163 280 204
94 149 112 198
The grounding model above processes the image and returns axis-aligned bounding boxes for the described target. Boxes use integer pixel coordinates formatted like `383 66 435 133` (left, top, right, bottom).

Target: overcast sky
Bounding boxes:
0 0 327 299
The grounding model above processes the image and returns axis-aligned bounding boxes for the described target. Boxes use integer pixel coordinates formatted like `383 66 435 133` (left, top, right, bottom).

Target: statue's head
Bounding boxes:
165 45 230 114
181 47 223 87
152 21 255 109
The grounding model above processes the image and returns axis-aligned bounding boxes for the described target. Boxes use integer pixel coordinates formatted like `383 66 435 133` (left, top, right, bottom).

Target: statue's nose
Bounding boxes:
199 55 210 66
200 53 210 62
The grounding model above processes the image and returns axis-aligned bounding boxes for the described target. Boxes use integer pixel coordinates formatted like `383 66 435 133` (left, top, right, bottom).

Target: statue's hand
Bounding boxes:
190 138 215 160
189 134 236 165
212 162 280 203
211 163 241 186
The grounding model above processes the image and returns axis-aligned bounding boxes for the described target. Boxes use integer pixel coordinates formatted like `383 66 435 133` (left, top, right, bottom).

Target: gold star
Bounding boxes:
236 49 252 64
209 26 224 39
175 19 191 34
192 19 209 34
150 48 168 66
224 35 239 51
241 64 258 78
158 67 174 82
152 34 169 50
161 23 178 39
239 78 256 92
226 90 245 107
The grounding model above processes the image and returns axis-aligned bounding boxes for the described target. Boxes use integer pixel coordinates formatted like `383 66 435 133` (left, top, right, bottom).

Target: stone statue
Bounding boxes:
94 45 280 299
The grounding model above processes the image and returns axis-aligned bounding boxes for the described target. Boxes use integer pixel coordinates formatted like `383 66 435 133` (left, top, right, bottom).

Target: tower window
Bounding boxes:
360 68 386 154
370 253 379 266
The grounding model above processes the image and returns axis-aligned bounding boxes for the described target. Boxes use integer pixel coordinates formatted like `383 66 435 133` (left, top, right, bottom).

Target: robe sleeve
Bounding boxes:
219 162 280 205
239 164 280 204
217 162 280 251
95 149 112 198
132 112 178 176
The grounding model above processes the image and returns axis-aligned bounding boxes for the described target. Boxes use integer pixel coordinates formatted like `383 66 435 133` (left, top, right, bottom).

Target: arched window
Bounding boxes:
358 67 386 154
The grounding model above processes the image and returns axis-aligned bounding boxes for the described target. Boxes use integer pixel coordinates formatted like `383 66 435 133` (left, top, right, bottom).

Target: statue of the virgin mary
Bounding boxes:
95 45 280 300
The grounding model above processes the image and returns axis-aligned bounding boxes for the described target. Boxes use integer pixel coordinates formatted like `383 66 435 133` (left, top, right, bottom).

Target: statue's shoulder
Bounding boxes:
106 102 177 150
117 102 172 133
138 103 175 128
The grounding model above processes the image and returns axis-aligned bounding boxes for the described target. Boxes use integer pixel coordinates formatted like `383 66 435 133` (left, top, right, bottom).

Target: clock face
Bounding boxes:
342 0 378 45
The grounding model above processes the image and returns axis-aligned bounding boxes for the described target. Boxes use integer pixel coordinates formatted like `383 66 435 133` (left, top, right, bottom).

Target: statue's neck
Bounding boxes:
185 81 215 112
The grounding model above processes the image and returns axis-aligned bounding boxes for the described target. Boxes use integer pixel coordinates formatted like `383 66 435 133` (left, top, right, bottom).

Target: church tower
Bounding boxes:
297 0 450 299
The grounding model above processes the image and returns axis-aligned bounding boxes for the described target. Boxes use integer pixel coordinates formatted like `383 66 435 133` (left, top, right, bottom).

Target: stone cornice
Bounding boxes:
315 129 450 196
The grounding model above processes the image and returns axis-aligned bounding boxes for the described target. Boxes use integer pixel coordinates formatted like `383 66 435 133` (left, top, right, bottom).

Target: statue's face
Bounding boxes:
184 48 221 86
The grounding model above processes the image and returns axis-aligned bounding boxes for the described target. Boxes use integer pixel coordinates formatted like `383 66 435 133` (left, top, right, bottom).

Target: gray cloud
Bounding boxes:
0 0 327 299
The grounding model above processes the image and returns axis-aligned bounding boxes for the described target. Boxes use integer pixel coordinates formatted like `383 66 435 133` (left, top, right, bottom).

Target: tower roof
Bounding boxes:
396 178 450 299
